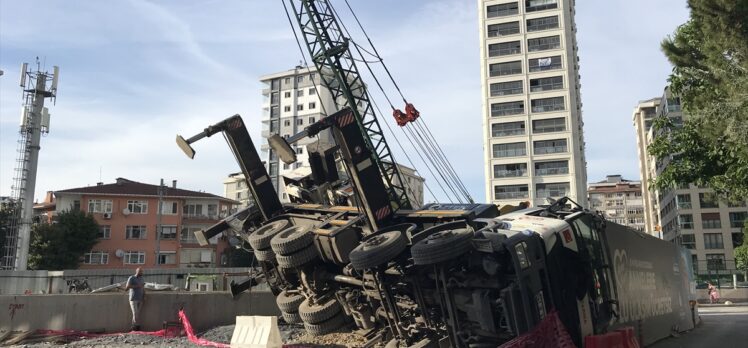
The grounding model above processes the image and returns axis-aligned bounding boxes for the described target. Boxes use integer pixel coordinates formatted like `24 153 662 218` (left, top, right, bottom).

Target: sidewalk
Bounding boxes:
698 302 748 307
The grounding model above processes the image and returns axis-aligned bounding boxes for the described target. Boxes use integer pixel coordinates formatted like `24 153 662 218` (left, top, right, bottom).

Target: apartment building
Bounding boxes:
588 175 645 232
259 66 337 203
54 178 239 269
633 88 747 273
224 172 252 208
479 0 588 207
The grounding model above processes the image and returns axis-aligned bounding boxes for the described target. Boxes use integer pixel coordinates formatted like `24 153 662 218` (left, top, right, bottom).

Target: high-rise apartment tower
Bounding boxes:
478 0 587 207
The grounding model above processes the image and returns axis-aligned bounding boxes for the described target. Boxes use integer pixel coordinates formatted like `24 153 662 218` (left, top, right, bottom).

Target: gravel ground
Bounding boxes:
15 323 366 348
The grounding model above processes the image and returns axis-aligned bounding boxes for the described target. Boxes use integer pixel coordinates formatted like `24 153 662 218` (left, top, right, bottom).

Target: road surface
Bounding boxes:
649 305 748 347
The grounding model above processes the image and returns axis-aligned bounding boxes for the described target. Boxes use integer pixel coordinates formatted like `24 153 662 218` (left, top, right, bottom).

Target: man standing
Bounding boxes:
125 267 146 331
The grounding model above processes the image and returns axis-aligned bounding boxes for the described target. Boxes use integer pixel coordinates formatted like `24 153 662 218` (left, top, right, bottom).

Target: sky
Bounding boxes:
0 0 691 204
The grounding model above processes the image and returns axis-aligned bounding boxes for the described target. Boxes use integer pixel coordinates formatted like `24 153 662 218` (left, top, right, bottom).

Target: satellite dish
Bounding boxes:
122 208 131 215
115 249 125 258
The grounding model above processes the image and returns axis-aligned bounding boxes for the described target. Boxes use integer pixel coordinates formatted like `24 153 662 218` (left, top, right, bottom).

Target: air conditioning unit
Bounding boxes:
103 212 112 219
122 208 131 216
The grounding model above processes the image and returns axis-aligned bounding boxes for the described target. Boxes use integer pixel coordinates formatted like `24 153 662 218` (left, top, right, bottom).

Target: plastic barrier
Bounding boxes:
499 311 576 348
230 316 283 348
584 327 640 348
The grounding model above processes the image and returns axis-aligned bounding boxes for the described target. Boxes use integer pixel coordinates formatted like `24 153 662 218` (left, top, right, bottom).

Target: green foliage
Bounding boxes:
737 220 748 272
28 210 100 270
0 202 17 250
651 0 748 201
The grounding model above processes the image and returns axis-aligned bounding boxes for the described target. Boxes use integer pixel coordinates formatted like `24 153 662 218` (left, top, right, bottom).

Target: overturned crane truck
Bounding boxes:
176 107 697 347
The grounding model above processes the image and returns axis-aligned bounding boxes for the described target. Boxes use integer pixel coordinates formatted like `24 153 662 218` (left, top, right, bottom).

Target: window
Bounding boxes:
487 2 519 18
270 106 279 118
491 101 524 116
157 252 176 265
126 225 147 239
532 117 566 133
296 75 304 83
297 104 304 111
492 142 526 158
84 251 109 265
706 253 725 270
530 76 563 92
489 61 522 77
536 182 569 198
284 105 291 112
309 88 316 95
490 80 523 96
533 138 567 154
183 204 203 216
493 163 527 178
309 73 315 80
295 147 303 154
701 212 722 229
487 21 520 37
270 92 279 104
181 226 201 243
158 201 177 215
678 214 693 229
270 120 279 133
704 233 724 249
236 192 242 199
495 184 529 199
525 0 557 12
531 96 565 112
297 90 304 97
127 200 148 214
124 251 146 265
729 212 747 228
492 121 525 137
676 194 692 209
526 15 559 32
284 77 290 84
528 56 562 72
160 225 177 240
489 41 521 57
527 35 561 52
283 163 290 170
699 192 719 208
88 199 112 214
97 225 111 239
728 200 747 207
269 162 278 176
309 102 316 109
296 118 303 125
73 200 81 211
534 160 568 175
284 91 291 98
308 117 316 123
733 233 745 248
681 234 695 249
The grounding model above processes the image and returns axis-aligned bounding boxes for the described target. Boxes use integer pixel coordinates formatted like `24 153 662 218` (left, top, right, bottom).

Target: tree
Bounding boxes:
0 202 17 252
650 0 748 201
736 219 748 278
28 210 100 270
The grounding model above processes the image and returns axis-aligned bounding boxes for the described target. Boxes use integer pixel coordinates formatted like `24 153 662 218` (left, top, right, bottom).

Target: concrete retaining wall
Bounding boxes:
0 290 279 333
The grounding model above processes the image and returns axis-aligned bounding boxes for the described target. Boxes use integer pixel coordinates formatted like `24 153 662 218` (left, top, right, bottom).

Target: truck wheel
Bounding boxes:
276 290 305 313
271 226 315 255
299 296 342 324
248 220 290 250
349 231 406 270
303 311 347 336
253 247 275 262
411 228 474 265
276 244 319 269
281 311 302 324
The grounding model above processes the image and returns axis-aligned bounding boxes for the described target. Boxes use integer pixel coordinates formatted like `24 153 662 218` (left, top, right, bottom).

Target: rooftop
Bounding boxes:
56 178 237 203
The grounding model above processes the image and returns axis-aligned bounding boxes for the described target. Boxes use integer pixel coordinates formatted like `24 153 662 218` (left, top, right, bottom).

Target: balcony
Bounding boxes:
183 214 220 221
535 167 568 176
534 146 567 155
496 191 529 200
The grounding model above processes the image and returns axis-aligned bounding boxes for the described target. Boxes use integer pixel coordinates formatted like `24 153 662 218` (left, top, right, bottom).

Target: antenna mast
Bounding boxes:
1 61 59 270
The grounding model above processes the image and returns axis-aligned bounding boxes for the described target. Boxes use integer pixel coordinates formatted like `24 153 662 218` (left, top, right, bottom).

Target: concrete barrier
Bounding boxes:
0 290 279 333
697 287 748 303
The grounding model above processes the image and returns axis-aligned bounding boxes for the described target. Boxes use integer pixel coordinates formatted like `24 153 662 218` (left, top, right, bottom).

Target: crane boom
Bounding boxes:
287 0 412 211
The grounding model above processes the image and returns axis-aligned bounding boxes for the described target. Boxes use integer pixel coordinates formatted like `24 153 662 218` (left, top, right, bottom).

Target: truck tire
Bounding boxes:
349 231 406 270
276 290 305 313
411 228 474 265
299 296 342 324
303 311 347 336
248 220 290 250
271 226 314 255
253 247 275 262
281 311 302 324
276 244 319 269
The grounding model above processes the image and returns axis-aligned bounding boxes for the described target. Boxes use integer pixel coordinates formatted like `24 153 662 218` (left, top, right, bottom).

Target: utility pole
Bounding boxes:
155 179 166 268
1 61 58 270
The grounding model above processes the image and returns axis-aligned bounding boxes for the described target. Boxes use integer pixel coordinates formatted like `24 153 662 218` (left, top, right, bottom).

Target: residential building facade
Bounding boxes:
479 0 588 207
633 88 747 274
259 66 337 203
588 175 645 232
54 178 238 269
223 172 252 208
